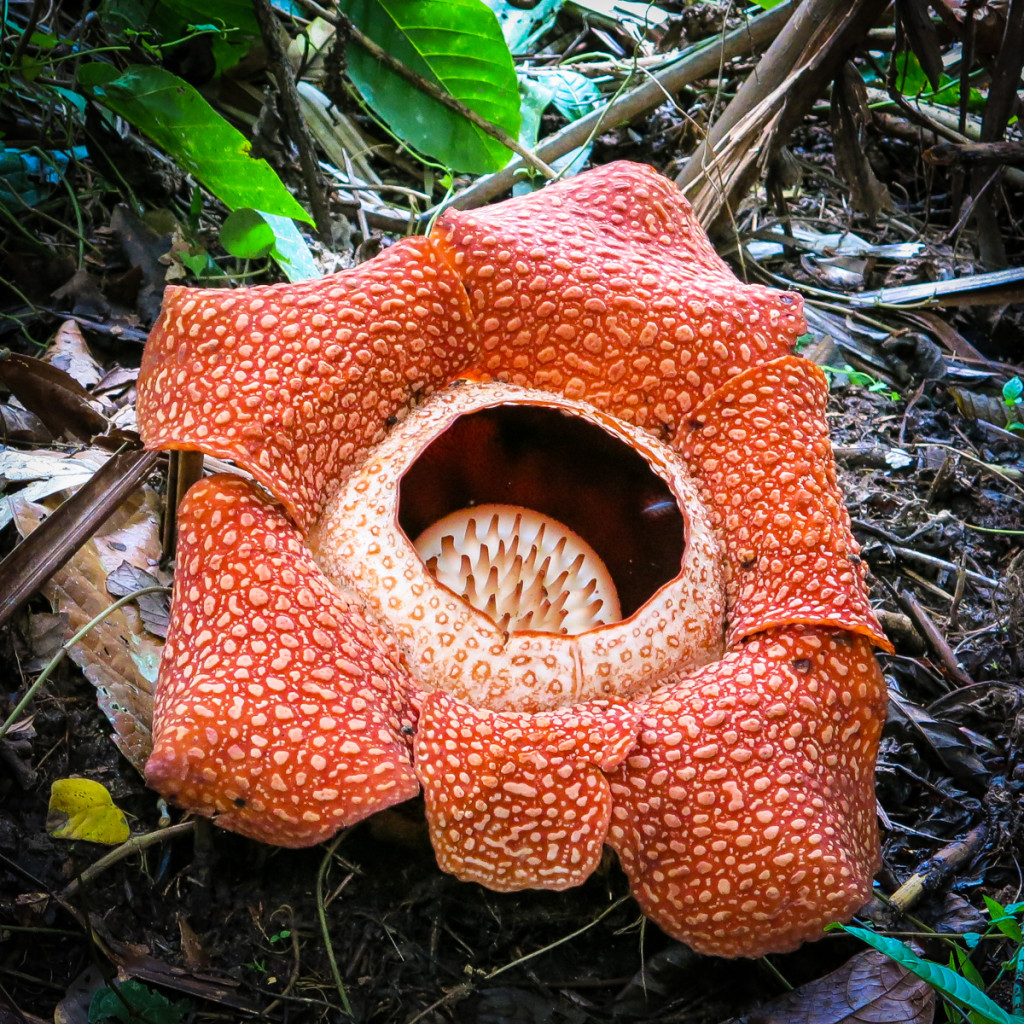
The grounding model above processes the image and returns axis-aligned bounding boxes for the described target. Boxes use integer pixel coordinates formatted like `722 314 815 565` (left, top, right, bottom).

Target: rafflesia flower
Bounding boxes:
136 162 891 957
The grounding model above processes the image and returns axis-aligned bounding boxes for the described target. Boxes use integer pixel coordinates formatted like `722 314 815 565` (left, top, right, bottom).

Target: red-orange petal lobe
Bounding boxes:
414 692 641 891
147 474 420 847
137 237 475 533
606 626 886 958
678 355 892 650
431 161 803 431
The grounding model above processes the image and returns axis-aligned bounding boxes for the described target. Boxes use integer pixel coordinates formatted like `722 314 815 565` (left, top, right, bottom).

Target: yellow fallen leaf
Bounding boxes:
47 778 130 845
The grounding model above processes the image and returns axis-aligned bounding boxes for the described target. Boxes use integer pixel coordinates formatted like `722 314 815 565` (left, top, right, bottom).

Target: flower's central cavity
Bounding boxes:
398 405 685 626
414 504 621 635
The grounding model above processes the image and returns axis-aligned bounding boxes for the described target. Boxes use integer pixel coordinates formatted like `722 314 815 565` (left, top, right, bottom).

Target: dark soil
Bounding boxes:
2 4 1024 1022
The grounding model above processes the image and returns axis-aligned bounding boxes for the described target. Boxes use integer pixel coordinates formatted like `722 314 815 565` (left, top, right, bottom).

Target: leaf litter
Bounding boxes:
0 1 1022 1022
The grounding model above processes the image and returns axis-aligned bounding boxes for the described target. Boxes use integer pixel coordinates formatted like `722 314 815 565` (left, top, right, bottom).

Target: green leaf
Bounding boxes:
949 945 986 991
99 0 259 73
89 979 190 1024
835 925 1024 1024
892 52 985 113
47 778 130 845
81 65 313 224
340 0 520 173
220 208 275 259
984 895 1024 944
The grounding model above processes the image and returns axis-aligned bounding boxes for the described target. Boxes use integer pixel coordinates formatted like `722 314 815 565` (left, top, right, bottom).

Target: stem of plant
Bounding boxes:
317 833 354 1018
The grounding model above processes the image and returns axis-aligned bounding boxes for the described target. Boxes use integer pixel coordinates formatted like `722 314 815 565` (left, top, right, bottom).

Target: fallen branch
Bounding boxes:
677 0 891 234
438 0 796 214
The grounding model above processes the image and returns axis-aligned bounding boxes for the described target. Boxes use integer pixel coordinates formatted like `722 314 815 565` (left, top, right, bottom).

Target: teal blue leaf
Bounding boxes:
483 0 564 52
260 211 320 283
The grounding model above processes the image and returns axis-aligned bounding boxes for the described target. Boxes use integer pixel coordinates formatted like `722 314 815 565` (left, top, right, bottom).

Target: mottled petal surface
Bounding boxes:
432 161 803 431
147 475 420 846
137 238 475 532
606 627 886 958
415 692 640 890
679 355 891 650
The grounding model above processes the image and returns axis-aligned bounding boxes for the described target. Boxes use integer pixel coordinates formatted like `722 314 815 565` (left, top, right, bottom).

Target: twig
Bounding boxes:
886 545 998 589
899 588 975 688
295 0 555 179
437 1 796 214
10 0 45 66
61 821 196 899
887 824 988 913
485 896 630 980
253 0 333 243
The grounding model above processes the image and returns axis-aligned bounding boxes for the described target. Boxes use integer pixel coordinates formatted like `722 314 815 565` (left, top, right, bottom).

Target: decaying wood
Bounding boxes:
925 140 1024 168
676 0 891 235
886 824 988 914
161 450 205 559
969 0 1024 269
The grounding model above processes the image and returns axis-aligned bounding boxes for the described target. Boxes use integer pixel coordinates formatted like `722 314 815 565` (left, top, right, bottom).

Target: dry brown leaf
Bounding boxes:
721 948 935 1023
106 562 170 639
12 487 165 773
896 0 944 92
44 321 103 389
0 349 107 441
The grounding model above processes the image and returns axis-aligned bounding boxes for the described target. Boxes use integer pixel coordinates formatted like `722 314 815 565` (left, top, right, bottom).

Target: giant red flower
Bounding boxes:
137 162 890 957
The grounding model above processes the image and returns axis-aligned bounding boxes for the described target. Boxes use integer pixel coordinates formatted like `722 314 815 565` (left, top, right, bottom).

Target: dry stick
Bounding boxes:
888 544 998 589
899 588 975 689
886 823 988 914
677 0 891 233
295 0 555 180
0 447 160 631
253 0 333 244
926 140 1024 168
969 0 1024 269
61 821 196 900
440 1 797 215
161 450 205 559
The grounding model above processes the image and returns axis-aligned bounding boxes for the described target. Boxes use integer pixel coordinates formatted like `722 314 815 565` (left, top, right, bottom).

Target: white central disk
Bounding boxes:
414 504 621 635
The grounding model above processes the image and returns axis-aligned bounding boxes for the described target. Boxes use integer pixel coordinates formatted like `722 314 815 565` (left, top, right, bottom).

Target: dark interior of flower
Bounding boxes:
398 405 685 629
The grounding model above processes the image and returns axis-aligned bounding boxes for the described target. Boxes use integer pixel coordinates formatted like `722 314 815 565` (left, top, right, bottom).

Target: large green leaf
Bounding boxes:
81 65 312 224
340 0 520 174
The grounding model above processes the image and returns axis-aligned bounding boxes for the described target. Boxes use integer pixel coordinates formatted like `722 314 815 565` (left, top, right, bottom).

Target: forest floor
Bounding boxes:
2 2 1023 1022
